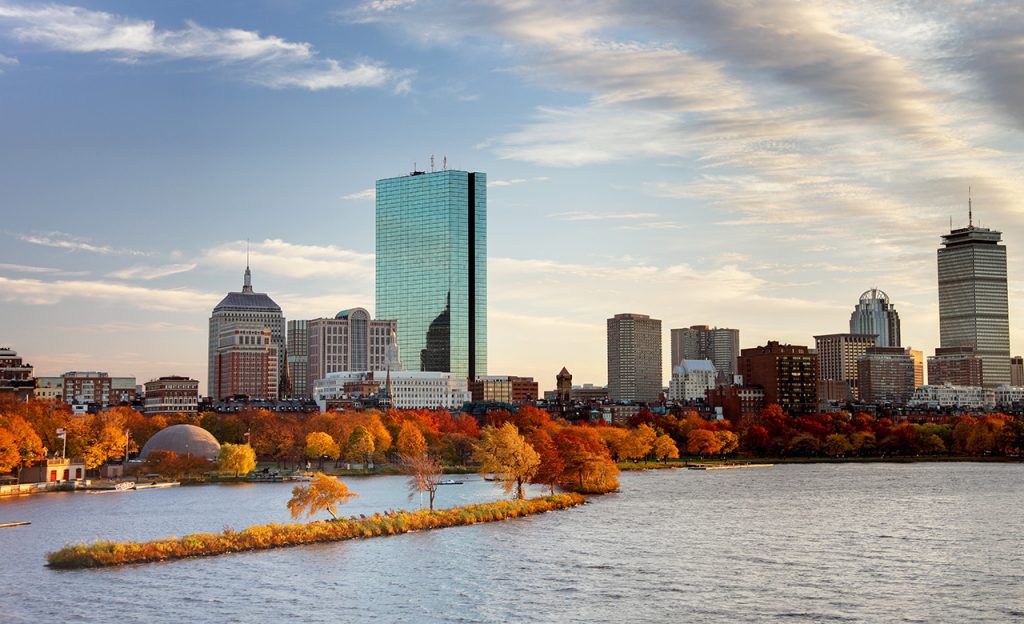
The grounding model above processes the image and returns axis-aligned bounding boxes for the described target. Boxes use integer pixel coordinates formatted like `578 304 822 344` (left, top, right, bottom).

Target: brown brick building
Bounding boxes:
738 341 818 415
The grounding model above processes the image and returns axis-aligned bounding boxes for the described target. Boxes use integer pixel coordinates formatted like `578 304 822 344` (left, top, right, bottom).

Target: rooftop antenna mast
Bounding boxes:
430 154 435 173
968 186 973 227
443 155 448 171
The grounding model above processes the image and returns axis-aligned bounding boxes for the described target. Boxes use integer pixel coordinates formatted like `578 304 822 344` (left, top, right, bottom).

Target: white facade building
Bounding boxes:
668 359 717 401
994 385 1024 407
909 384 995 410
314 370 470 410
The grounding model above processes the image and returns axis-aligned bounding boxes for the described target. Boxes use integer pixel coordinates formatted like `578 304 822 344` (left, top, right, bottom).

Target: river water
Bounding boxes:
1 463 1021 623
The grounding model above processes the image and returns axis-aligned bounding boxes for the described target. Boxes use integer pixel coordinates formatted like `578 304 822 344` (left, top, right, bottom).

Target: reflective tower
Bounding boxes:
376 169 487 379
937 216 1010 388
849 289 901 347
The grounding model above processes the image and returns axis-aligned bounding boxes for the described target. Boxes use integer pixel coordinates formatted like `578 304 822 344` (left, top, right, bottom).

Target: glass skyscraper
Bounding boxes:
375 169 487 379
849 288 901 347
937 221 1010 388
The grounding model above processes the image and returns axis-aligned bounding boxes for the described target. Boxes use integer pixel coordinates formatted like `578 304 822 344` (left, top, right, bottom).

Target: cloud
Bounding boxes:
203 238 374 280
16 231 148 255
0 2 409 91
0 262 60 273
549 211 658 221
107 263 197 280
340 188 375 200
0 50 15 71
488 176 548 187
0 275 219 310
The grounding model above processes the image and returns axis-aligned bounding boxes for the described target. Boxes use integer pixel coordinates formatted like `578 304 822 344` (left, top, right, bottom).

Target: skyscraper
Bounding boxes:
814 333 877 400
376 168 486 379
937 209 1010 388
849 289 901 347
670 325 739 381
208 265 285 399
286 320 308 399
607 313 662 403
739 341 818 415
305 308 398 397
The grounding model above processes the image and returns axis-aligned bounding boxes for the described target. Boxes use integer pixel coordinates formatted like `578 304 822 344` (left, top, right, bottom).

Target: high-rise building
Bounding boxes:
670 325 739 381
607 313 662 403
927 346 984 387
0 347 35 401
908 348 925 388
305 309 398 397
849 289 901 347
286 320 308 399
857 347 916 405
739 341 818 415
814 333 877 399
215 325 279 400
1011 356 1024 387
937 213 1011 387
376 168 486 379
209 264 285 398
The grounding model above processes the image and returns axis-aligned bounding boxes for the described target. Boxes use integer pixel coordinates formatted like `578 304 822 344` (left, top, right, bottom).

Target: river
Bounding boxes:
1 463 1021 623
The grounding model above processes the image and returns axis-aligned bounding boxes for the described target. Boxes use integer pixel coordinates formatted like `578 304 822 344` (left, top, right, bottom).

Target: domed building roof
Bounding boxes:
139 424 221 461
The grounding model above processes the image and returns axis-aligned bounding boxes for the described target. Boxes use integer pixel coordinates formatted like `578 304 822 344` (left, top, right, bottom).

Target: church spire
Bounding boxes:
242 239 253 293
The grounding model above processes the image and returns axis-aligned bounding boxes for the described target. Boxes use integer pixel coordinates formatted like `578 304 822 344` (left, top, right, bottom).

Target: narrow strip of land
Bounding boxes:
46 494 584 569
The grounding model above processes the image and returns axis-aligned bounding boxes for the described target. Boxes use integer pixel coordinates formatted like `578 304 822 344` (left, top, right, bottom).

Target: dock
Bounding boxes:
0 521 31 528
687 463 773 471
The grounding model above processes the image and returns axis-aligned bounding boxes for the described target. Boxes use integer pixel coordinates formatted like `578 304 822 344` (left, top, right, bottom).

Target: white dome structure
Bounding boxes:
139 424 221 460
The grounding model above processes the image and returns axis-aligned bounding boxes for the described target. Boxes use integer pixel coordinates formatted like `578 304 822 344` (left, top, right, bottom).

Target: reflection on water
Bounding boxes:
2 464 1022 623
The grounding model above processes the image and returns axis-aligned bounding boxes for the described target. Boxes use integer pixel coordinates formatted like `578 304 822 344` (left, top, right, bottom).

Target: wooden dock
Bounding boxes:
687 463 773 471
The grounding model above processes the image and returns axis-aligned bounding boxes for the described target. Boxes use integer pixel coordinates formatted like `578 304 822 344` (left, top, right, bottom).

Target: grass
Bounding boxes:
45 493 586 569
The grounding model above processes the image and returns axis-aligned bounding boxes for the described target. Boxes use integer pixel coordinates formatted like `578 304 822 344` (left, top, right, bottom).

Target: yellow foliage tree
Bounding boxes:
652 434 679 461
84 424 130 470
475 422 540 500
395 421 427 458
715 430 740 456
287 472 356 520
218 443 256 477
305 431 340 468
345 426 376 465
619 424 657 460
597 427 629 460
686 429 723 456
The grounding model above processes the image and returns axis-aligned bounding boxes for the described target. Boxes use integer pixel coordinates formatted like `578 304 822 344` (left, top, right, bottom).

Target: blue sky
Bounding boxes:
1 0 1022 393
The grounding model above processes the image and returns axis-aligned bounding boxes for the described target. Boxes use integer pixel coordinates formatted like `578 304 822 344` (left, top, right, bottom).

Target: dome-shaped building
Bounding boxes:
139 424 221 460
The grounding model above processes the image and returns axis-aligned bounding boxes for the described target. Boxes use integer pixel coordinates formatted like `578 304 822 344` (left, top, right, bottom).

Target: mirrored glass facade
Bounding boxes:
376 170 487 379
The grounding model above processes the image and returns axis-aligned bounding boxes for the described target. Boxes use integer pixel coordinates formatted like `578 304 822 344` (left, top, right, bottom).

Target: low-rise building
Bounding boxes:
470 376 539 404
21 455 86 483
62 372 137 406
928 346 984 387
314 370 470 410
858 347 916 405
706 385 765 420
909 384 995 410
144 376 200 415
994 385 1024 408
668 359 717 402
34 376 64 401
0 347 35 401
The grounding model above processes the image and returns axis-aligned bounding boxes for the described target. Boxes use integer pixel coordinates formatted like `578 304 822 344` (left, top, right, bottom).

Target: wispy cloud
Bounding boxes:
488 176 548 187
549 211 657 221
0 262 61 273
340 188 375 200
107 263 197 280
203 238 374 280
0 275 219 310
0 2 410 91
0 50 15 71
16 232 149 256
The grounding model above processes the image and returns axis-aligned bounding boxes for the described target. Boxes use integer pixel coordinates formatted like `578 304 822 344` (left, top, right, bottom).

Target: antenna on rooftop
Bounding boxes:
443 155 448 171
968 186 973 227
430 154 435 172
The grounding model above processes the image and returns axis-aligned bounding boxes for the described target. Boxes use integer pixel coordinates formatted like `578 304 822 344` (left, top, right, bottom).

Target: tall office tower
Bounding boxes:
607 313 663 403
1012 356 1024 386
215 326 279 400
376 168 486 379
305 308 398 396
286 320 309 399
670 325 740 381
857 347 916 405
209 264 285 398
937 210 1011 387
908 348 925 388
814 333 877 399
849 289 901 347
739 342 818 415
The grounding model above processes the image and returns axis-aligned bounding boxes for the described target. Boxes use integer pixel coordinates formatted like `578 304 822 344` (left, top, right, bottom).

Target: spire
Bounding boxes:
242 239 253 293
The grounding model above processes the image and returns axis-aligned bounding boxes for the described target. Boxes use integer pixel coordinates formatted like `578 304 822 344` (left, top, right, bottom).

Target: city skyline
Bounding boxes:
1 1 1022 391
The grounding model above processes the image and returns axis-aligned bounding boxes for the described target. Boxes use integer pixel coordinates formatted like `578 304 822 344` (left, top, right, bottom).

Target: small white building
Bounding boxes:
994 385 1024 407
314 370 471 410
668 359 717 401
909 384 995 410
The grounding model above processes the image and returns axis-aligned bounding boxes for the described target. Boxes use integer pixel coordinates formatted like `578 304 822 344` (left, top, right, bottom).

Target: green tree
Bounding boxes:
218 443 256 477
346 426 376 466
474 422 540 500
287 472 356 520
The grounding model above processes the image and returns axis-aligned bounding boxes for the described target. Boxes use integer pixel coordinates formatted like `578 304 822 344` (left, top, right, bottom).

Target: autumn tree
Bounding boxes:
305 431 340 469
823 433 852 458
401 453 444 511
0 427 20 475
287 472 356 520
527 428 565 495
346 426 376 466
475 422 540 500
652 434 679 461
619 424 657 460
715 430 740 457
395 421 427 458
0 414 45 482
686 429 723 457
554 428 620 494
218 443 256 477
83 424 129 470
596 427 629 460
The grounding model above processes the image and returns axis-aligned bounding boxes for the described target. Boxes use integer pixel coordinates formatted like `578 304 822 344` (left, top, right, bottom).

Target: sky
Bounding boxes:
1 0 1022 395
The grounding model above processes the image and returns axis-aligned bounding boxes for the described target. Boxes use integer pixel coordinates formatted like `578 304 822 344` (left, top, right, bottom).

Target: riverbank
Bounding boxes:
45 493 585 569
617 455 1021 471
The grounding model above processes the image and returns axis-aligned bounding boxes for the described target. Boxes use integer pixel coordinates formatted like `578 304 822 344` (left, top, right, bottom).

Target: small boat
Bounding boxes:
114 481 136 491
0 521 30 528
134 481 180 490
438 479 464 485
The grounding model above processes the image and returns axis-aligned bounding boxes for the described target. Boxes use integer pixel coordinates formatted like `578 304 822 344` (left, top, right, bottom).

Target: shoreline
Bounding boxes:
617 455 1022 470
45 493 585 569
